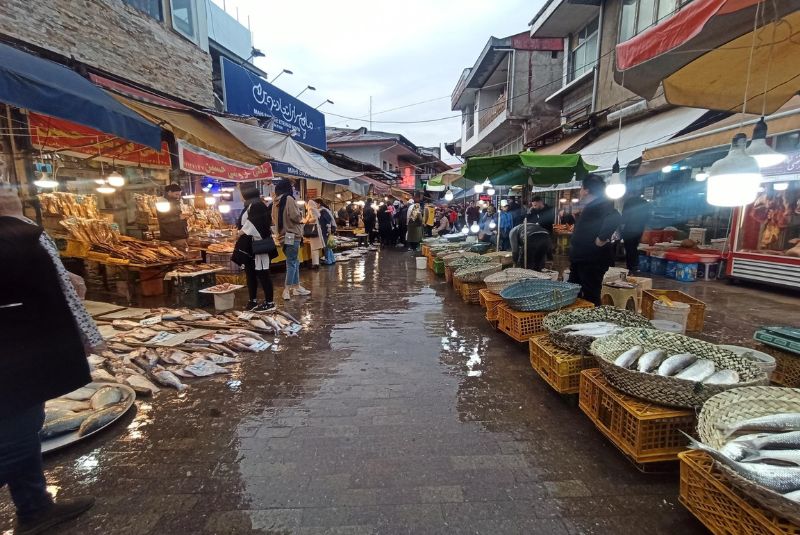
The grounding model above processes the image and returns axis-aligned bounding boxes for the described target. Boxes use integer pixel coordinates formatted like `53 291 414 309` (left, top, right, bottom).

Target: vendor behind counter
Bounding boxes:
157 184 189 251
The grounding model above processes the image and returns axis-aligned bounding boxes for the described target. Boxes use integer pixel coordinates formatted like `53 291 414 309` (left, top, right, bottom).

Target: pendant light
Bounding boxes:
746 118 787 168
444 187 454 202
107 171 125 188
695 168 709 182
470 222 480 233
33 172 58 189
474 179 484 194
96 185 116 194
205 195 216 205
461 225 469 235
605 159 626 199
218 204 232 214
155 200 171 213
773 182 789 191
489 220 496 230
486 186 496 196
707 134 762 207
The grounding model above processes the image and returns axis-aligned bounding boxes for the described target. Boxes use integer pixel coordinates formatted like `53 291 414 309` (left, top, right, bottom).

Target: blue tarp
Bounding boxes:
0 42 162 149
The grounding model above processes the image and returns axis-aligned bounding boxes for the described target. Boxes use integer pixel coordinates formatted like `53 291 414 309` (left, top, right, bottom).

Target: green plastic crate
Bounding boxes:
433 258 445 276
754 326 800 355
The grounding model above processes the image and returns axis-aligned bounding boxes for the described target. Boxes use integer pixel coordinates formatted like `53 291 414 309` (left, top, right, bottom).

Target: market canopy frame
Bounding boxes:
461 152 597 186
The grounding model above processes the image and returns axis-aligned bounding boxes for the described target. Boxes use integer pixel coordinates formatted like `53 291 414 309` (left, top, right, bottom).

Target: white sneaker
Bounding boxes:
293 286 311 296
282 288 291 300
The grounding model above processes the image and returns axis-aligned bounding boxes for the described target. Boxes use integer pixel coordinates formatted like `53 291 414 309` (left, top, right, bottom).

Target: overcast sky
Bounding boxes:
213 0 543 163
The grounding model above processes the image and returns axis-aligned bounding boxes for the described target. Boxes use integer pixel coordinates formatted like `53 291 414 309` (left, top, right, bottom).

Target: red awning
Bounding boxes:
177 140 273 182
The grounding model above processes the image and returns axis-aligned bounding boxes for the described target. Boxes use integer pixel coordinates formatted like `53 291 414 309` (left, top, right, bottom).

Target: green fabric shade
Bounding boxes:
462 153 597 186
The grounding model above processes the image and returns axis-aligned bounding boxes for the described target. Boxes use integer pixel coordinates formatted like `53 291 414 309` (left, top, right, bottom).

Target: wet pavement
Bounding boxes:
2 249 798 534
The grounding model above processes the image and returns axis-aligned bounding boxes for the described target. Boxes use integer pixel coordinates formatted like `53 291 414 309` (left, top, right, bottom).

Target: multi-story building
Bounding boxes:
450 32 564 157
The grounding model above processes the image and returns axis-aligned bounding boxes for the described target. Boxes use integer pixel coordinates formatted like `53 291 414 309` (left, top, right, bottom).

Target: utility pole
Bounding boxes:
369 96 372 132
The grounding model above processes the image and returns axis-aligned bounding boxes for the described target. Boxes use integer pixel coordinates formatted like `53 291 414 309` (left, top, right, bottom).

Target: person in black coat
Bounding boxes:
527 196 554 234
237 186 275 311
363 199 377 244
567 175 621 306
621 194 651 272
0 189 98 533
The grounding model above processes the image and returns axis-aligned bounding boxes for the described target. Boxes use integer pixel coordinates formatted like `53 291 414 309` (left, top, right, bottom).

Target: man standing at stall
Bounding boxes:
157 183 189 251
527 196 554 234
568 175 621 306
621 193 651 272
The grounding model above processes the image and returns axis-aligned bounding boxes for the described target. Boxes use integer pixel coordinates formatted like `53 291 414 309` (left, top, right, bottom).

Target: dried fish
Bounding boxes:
124 375 161 396
151 369 187 391
111 320 140 331
90 369 116 383
62 386 96 401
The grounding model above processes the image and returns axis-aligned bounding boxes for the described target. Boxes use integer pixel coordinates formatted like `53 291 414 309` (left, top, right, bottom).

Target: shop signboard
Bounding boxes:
271 160 314 179
763 150 800 177
177 140 273 182
220 57 327 151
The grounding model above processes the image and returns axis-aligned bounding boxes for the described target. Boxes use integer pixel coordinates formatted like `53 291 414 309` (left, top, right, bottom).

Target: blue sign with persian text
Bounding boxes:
220 57 327 151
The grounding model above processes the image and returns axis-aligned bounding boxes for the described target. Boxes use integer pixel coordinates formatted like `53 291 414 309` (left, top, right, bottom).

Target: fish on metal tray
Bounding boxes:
77 404 127 437
46 399 91 412
40 411 91 439
124 375 161 396
703 369 739 385
733 430 800 451
657 353 697 376
718 413 800 439
61 386 97 401
183 360 230 377
151 369 187 391
675 359 716 382
636 349 668 373
90 386 124 410
614 346 644 369
44 408 77 424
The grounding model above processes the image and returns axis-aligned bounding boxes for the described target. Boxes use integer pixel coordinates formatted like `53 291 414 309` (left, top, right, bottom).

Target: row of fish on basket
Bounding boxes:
613 346 740 385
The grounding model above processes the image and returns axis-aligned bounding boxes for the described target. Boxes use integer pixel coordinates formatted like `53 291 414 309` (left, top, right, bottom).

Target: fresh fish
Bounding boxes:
228 341 260 352
78 404 127 437
719 414 800 439
562 321 619 331
183 360 230 377
734 431 800 451
205 354 239 365
249 318 270 330
158 348 192 365
740 449 800 467
44 408 77 424
675 359 716 382
40 411 90 439
45 399 91 412
230 329 266 341
152 370 187 391
90 369 116 383
657 353 698 376
614 346 643 369
61 386 96 401
685 434 800 494
263 316 283 333
90 386 123 410
784 489 800 502
569 327 621 337
133 356 155 372
124 375 161 396
704 369 740 385
720 441 749 461
111 319 139 331
637 349 668 373
275 309 300 325
87 354 105 368
209 343 238 357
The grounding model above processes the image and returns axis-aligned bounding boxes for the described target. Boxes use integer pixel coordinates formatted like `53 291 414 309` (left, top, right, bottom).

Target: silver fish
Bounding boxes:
657 353 698 376
614 346 643 369
90 369 116 383
124 375 161 396
40 411 90 439
45 399 91 412
183 360 230 377
637 349 668 373
61 386 96 401
78 404 127 437
90 386 123 410
741 449 800 467
783 489 800 502
562 321 619 331
704 369 739 385
675 359 716 382
44 408 77 424
685 435 800 494
719 414 800 439
734 431 800 451
152 370 187 391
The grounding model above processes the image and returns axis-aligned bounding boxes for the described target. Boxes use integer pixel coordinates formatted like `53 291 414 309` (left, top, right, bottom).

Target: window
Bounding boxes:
382 161 388 171
569 18 599 82
620 0 680 42
122 0 163 21
170 0 197 41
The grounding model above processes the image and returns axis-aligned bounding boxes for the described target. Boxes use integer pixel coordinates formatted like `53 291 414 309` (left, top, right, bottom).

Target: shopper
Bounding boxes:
397 200 409 248
377 203 393 247
499 203 514 251
527 195 554 234
466 201 481 226
336 205 347 227
0 186 100 534
237 186 275 311
423 202 436 237
406 202 423 251
156 183 189 251
304 199 325 270
568 175 621 305
273 180 311 300
363 199 377 244
479 205 497 243
621 194 651 272
510 218 552 270
316 198 337 265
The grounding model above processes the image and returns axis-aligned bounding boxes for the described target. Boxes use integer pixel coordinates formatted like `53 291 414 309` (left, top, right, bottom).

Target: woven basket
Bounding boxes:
697 387 800 525
442 251 479 267
500 280 582 312
454 263 502 283
591 328 769 409
444 233 467 242
544 306 654 354
485 268 551 294
468 242 492 254
483 251 514 266
449 256 492 271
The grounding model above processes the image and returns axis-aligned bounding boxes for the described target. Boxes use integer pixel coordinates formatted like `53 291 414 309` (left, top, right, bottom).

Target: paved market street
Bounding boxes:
2 250 797 534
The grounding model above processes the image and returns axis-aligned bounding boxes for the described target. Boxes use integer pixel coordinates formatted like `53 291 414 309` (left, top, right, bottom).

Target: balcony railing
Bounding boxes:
478 94 507 131
465 123 475 140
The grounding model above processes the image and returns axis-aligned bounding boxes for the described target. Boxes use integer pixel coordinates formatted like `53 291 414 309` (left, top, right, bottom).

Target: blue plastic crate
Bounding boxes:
665 260 678 279
638 254 651 273
675 262 698 282
650 257 666 275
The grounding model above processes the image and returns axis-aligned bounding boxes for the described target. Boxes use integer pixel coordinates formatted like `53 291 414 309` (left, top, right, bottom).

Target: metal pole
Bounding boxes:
523 217 528 268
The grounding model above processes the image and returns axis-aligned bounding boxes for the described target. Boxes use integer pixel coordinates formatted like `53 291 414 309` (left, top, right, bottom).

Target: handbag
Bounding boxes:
231 234 253 265
303 223 319 238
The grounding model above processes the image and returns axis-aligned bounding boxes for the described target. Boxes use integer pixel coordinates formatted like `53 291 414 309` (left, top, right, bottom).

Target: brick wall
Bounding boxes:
0 0 213 106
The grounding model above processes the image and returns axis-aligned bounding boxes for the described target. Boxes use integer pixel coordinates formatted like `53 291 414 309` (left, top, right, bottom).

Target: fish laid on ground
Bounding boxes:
46 399 91 412
614 346 644 369
734 430 800 451
718 413 800 439
262 316 283 334
61 386 96 401
44 408 77 424
90 369 116 383
133 356 156 372
203 333 240 344
637 349 668 373
783 489 800 502
230 329 266 341
90 386 124 409
657 353 698 376
152 370 187 391
78 404 127 437
675 359 716 382
158 348 192 365
204 354 239 365
704 369 740 385
741 449 800 467
111 319 140 331
249 318 270 331
40 411 91 439
685 434 800 493
183 360 230 377
124 375 161 396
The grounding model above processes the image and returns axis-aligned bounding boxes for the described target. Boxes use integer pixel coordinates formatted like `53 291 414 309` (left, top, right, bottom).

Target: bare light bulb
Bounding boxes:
155 200 171 213
96 186 116 194
773 182 789 191
204 196 216 205
218 204 231 214
107 171 125 188
33 173 58 188
461 225 469 235
487 187 496 196
444 189 454 201
470 223 480 233
489 220 496 230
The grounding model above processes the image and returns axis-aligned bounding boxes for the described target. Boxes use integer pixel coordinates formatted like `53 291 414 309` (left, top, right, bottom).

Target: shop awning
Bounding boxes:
0 41 161 149
533 130 591 156
213 116 362 186
579 107 708 170
642 96 800 163
177 140 273 182
113 95 264 164
463 152 596 186
353 175 390 196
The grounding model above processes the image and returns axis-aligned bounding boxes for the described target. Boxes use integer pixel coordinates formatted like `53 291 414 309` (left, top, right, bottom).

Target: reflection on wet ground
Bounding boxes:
2 250 797 533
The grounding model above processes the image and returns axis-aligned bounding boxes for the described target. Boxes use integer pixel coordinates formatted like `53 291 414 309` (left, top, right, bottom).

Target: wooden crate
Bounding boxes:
460 281 485 304
445 265 455 284
427 254 434 271
453 276 464 292
497 300 594 343
679 450 800 535
479 288 505 321
529 333 598 395
761 344 800 387
579 369 695 463
641 289 706 332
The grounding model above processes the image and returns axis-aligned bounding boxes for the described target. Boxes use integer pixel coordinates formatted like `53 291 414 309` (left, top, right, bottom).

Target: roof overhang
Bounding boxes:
452 37 512 109
530 0 601 38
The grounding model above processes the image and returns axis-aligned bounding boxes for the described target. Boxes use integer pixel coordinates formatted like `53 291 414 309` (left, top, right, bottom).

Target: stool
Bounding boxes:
356 233 368 246
601 284 638 311
697 261 719 281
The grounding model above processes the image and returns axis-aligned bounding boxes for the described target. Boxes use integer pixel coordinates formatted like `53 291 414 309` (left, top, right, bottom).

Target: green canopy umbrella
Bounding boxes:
462 153 596 186
426 168 472 188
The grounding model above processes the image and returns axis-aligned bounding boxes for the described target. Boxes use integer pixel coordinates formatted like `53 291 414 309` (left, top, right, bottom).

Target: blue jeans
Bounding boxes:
283 242 300 286
0 403 52 519
324 247 335 264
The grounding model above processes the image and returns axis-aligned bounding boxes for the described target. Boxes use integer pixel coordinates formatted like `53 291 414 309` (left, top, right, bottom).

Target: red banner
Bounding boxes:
178 140 273 182
28 112 171 168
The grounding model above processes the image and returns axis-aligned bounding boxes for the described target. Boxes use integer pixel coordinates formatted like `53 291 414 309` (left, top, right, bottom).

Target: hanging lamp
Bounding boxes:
773 182 789 191
155 200 171 212
107 171 125 188
470 223 480 233
444 187 454 202
707 134 762 207
746 118 787 168
605 159 626 199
